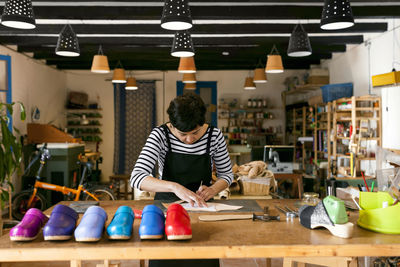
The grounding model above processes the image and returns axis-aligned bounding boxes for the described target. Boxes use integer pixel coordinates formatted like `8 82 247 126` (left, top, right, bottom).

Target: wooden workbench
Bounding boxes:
0 199 399 266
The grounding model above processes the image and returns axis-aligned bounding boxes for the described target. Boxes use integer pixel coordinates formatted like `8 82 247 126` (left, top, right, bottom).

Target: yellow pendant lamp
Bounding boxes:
253 68 267 83
244 77 256 90
265 45 284 73
125 77 138 90
112 61 126 83
182 73 196 83
184 83 196 90
178 56 196 73
91 45 110 73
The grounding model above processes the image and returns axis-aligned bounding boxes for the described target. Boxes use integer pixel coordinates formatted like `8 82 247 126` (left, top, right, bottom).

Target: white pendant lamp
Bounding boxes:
320 0 354 30
55 24 80 57
171 31 195 57
161 0 192 31
1 0 36 29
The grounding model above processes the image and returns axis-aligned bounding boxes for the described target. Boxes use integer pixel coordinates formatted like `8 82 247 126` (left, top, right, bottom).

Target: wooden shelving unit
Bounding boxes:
313 102 332 170
66 109 103 143
331 95 381 179
219 105 282 146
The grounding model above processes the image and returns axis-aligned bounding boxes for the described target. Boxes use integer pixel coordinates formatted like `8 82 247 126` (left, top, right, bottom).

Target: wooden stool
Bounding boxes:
109 174 134 200
283 257 358 267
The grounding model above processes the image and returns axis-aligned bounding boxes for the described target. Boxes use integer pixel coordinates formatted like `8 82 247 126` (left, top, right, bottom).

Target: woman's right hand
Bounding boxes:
173 183 207 207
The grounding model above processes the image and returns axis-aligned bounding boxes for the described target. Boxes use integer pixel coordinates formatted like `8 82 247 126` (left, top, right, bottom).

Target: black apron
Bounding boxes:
150 124 219 267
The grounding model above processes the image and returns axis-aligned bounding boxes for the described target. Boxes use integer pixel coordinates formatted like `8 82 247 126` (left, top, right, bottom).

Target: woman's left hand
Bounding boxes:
196 185 217 201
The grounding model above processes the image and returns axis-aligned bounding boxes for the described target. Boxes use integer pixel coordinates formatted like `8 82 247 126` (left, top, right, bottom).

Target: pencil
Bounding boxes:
361 172 370 192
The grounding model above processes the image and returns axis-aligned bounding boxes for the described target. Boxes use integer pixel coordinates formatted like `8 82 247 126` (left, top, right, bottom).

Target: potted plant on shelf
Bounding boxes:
0 102 26 233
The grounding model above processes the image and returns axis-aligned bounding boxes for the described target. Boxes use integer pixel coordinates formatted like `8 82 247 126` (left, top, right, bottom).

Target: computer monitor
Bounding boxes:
263 145 295 163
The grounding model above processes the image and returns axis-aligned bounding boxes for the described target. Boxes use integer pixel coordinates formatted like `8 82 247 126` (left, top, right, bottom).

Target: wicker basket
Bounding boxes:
239 177 274 196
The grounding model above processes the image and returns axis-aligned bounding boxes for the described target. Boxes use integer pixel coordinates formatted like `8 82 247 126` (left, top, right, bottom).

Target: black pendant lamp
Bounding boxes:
161 0 192 31
320 0 354 30
55 25 80 57
171 30 195 57
287 24 312 57
1 0 36 29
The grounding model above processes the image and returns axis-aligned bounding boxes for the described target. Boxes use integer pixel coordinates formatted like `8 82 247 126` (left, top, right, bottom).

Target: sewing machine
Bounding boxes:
263 145 295 173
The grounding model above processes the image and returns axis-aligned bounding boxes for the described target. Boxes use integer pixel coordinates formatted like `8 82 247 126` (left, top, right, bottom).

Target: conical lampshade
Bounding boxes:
287 24 312 57
112 68 126 83
161 0 192 31
55 24 80 57
1 0 36 29
178 56 196 73
125 77 138 90
265 55 284 73
253 68 267 83
171 30 195 57
184 83 196 90
244 77 256 90
320 0 354 30
91 55 110 73
182 73 196 83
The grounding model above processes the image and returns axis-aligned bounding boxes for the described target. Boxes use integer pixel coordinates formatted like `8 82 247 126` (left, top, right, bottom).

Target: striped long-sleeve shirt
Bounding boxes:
130 125 233 190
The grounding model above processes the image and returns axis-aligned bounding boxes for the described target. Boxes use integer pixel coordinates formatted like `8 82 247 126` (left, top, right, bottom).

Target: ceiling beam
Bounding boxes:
3 6 399 20
0 23 387 35
0 36 363 46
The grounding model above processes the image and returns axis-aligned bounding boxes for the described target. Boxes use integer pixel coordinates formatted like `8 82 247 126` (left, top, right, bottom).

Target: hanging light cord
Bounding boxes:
269 44 280 55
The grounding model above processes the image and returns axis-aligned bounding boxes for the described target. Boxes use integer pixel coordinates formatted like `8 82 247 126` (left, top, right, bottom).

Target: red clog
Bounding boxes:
165 203 192 240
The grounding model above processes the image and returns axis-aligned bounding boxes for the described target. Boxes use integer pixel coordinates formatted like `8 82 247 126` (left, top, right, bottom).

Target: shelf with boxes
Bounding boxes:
332 95 381 179
66 109 103 143
218 98 282 146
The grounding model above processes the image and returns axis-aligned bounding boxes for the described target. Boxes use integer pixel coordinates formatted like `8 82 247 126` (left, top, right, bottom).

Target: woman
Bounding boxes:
130 93 233 267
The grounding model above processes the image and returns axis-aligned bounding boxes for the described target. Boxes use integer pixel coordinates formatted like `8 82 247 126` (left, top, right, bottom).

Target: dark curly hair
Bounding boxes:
167 93 206 132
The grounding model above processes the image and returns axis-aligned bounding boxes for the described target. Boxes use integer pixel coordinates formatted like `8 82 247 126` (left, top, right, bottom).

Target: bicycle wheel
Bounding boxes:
12 190 46 220
83 186 116 201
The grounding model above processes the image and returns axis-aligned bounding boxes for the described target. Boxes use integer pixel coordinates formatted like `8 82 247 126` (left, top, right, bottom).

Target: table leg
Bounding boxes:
140 260 145 267
265 258 271 267
297 175 303 198
70 260 82 267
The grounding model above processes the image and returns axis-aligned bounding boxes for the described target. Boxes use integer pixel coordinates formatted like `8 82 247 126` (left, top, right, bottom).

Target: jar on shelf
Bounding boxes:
300 192 320 206
258 99 263 108
247 99 252 108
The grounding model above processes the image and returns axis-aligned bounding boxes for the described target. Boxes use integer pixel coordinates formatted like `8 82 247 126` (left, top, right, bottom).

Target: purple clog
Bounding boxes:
43 204 79 241
74 206 107 242
9 208 48 241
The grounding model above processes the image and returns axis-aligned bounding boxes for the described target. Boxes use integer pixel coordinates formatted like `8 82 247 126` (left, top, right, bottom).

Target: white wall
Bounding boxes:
321 19 400 150
64 69 305 182
0 45 66 191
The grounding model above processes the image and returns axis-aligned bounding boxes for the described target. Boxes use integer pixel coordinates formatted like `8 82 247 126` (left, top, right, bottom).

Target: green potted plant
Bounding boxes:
0 102 25 231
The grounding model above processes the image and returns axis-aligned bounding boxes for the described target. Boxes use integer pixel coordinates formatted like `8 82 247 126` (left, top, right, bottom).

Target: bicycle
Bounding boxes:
12 143 116 220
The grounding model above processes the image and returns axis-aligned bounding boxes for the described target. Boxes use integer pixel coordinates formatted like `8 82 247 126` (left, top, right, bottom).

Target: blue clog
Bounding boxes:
74 206 107 242
139 205 165 239
107 206 134 240
43 204 78 241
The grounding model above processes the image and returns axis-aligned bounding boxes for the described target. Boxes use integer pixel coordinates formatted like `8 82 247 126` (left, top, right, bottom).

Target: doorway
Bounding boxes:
0 55 12 131
176 81 217 127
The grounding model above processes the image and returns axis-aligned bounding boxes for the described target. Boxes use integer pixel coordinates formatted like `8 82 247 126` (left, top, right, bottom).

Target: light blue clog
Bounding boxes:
139 205 165 239
74 206 107 242
107 206 134 240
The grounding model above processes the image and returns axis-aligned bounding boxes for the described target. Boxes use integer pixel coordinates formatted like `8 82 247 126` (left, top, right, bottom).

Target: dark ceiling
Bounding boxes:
0 0 398 70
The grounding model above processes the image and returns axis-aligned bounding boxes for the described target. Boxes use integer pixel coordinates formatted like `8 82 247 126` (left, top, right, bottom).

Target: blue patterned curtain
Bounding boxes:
113 81 156 174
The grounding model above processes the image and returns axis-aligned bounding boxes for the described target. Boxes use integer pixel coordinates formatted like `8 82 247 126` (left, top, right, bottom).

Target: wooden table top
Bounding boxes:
0 199 399 262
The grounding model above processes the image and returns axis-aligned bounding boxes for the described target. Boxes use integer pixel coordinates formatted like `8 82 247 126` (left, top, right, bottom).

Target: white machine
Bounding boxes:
263 145 295 174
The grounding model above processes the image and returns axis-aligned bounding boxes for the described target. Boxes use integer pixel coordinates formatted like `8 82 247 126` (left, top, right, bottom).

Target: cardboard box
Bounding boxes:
372 71 400 87
307 76 329 85
308 95 323 106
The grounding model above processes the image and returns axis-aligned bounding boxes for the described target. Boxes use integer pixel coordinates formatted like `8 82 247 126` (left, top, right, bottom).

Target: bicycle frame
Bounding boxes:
25 145 99 208
27 180 99 207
